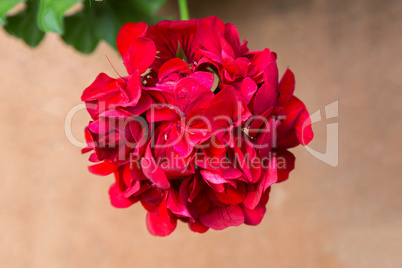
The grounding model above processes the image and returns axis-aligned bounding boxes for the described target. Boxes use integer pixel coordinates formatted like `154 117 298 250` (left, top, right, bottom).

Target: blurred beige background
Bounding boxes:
1 0 401 267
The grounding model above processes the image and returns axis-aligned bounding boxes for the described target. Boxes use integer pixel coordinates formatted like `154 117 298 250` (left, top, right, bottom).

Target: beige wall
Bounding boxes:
0 0 401 267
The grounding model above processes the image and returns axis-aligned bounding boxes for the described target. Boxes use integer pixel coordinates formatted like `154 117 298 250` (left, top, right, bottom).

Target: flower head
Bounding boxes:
81 16 314 236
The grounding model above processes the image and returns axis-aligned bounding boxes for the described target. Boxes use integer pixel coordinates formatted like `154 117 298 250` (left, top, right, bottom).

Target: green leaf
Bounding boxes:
4 0 45 47
1 0 166 52
61 2 100 54
62 0 167 54
0 0 25 25
37 0 82 34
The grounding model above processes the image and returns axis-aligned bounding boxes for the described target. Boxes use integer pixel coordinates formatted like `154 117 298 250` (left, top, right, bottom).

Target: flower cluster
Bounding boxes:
81 17 313 236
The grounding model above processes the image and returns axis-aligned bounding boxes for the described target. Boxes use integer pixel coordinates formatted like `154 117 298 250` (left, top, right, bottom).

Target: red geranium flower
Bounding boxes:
81 16 314 236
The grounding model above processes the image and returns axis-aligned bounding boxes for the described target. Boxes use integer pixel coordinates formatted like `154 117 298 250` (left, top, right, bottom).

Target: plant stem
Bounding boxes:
178 0 190 20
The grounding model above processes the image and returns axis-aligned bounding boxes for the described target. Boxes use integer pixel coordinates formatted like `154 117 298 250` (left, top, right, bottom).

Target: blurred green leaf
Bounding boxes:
4 0 45 47
1 0 166 53
0 0 25 25
37 0 82 34
61 2 100 54
62 0 167 54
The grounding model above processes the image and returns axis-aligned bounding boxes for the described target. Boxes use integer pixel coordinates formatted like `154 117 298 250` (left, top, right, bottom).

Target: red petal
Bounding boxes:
124 71 142 107
146 201 177 236
214 184 246 205
254 83 276 115
277 96 314 148
140 188 165 211
166 188 191 217
189 71 214 90
81 73 118 101
124 180 141 198
109 183 135 208
81 146 93 154
242 205 266 225
204 87 251 131
275 149 295 183
141 145 170 189
221 42 237 71
146 19 200 71
262 156 278 191
200 170 229 184
276 68 295 107
197 16 225 56
248 49 277 84
88 161 118 176
189 221 209 233
199 49 222 64
231 77 258 105
174 76 214 115
88 153 99 163
125 91 153 115
125 37 156 74
224 23 245 57
243 186 261 210
117 22 148 59
146 106 180 122
263 53 279 88
158 58 191 81
199 205 244 230
242 157 276 210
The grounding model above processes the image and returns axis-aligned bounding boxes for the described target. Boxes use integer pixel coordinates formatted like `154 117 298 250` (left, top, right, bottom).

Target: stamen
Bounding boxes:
105 55 122 78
